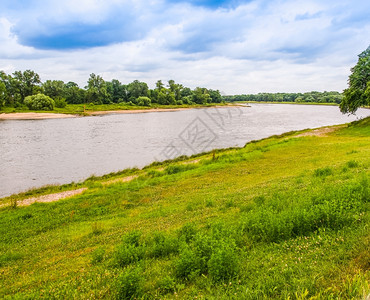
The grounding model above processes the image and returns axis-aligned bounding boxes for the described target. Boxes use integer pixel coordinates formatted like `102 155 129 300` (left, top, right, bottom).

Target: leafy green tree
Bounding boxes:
127 80 148 101
208 89 222 103
106 79 127 103
0 81 6 108
24 94 55 110
12 70 41 102
157 89 176 105
340 46 370 114
86 73 109 104
192 87 211 104
168 80 183 101
42 80 65 99
155 80 164 91
64 82 86 104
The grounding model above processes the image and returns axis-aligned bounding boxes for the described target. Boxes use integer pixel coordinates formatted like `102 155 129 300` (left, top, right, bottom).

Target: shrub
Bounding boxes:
346 160 359 168
123 230 142 247
208 242 238 282
175 246 200 279
54 97 67 108
115 267 143 299
114 244 145 267
314 167 333 177
91 247 105 265
178 223 197 243
114 231 145 267
24 93 55 110
155 275 176 294
150 232 179 258
136 96 151 106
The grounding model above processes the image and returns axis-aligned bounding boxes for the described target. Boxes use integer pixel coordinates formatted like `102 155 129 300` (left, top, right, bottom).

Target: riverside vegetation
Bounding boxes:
0 117 369 299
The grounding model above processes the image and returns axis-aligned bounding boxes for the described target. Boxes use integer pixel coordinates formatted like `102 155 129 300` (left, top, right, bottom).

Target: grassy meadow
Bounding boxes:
0 117 369 299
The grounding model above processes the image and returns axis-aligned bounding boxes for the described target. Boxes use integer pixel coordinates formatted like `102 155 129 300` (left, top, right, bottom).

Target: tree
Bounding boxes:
127 80 148 101
0 81 6 108
12 70 41 102
86 73 109 104
64 82 86 104
42 80 65 99
106 79 127 103
192 87 211 104
340 46 370 114
208 89 222 103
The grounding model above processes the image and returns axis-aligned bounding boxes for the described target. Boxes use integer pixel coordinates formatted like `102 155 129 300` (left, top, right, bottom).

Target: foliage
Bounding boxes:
340 45 370 113
54 97 67 108
86 73 109 104
115 267 143 299
136 96 151 106
24 93 55 110
0 81 6 108
0 70 224 110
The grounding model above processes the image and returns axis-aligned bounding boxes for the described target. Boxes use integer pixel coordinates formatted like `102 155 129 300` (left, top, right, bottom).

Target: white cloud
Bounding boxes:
0 0 369 93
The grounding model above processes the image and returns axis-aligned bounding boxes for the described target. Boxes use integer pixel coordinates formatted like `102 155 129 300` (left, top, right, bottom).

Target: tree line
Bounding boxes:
0 71 223 109
223 91 343 104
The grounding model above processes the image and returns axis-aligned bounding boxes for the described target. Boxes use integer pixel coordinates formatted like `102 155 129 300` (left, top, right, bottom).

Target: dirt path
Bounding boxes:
294 125 345 137
16 188 87 206
102 175 139 185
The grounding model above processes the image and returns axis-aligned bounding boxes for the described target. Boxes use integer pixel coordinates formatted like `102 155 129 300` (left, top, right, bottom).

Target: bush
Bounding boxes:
114 231 145 267
114 244 145 267
178 223 197 243
149 232 179 258
314 167 333 177
155 275 176 293
346 160 359 168
91 247 105 265
136 96 151 106
208 242 238 282
54 97 67 108
175 246 200 279
115 267 143 299
24 94 55 110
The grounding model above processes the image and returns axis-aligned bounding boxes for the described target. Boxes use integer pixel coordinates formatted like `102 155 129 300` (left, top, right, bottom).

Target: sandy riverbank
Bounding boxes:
0 106 236 120
0 112 79 120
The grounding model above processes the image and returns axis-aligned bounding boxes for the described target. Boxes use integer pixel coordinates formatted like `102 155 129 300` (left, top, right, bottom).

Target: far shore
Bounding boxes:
0 105 235 120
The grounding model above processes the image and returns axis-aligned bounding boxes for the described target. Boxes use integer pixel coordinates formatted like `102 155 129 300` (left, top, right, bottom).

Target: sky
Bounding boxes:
0 0 369 94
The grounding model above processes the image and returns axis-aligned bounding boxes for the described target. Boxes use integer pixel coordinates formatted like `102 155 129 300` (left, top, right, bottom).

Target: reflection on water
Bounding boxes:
0 104 369 197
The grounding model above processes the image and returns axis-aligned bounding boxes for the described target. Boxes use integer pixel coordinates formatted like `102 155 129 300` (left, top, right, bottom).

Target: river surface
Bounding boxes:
0 104 369 198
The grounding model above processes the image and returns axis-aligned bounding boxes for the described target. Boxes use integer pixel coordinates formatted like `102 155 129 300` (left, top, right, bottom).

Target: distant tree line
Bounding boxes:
0 70 223 110
223 91 343 104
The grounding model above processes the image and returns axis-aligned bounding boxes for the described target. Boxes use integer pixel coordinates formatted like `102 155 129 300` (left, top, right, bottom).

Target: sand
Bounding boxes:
0 112 78 120
0 105 237 120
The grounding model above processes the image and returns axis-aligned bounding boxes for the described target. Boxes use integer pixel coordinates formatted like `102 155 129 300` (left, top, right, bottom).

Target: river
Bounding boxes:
0 104 369 198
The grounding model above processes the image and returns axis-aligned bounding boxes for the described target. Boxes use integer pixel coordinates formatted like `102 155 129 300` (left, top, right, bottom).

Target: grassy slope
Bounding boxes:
0 118 369 299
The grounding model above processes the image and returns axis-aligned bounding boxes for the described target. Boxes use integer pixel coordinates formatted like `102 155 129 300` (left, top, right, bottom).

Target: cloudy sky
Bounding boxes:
0 0 369 94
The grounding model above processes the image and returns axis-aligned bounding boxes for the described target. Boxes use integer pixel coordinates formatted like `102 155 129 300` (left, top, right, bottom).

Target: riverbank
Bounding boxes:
234 101 340 106
1 117 369 298
0 103 231 120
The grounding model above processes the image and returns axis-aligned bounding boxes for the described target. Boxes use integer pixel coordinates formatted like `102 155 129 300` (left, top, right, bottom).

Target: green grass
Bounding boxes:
0 102 227 116
0 118 369 299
